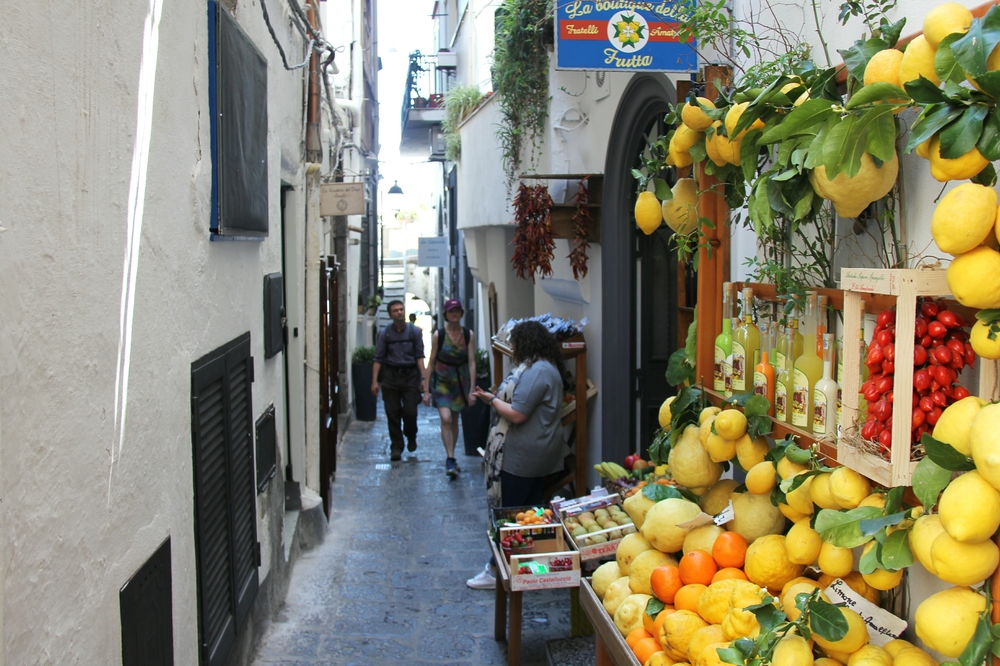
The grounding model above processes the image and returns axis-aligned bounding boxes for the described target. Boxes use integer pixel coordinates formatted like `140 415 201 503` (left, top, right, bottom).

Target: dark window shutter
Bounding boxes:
191 333 259 666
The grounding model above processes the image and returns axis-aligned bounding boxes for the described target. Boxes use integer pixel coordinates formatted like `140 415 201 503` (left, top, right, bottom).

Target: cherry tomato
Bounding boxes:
873 399 892 421
934 346 953 364
914 370 932 391
876 376 894 394
912 408 926 429
885 390 894 403
919 396 935 412
965 344 976 367
920 335 933 348
878 429 893 448
947 339 965 356
914 317 929 338
931 390 948 407
861 420 879 440
864 384 882 402
882 360 895 375
883 343 895 361
868 346 884 364
927 407 943 426
933 366 955 386
929 321 947 339
949 356 965 371
938 310 959 329
877 329 895 346
877 310 896 327
921 301 940 318
954 313 968 327
914 346 928 366
953 386 971 400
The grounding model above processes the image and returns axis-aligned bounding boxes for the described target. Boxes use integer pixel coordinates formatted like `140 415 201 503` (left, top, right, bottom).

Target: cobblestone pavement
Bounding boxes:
251 404 581 666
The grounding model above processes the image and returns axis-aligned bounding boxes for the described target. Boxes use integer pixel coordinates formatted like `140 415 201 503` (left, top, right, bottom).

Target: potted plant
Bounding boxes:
351 345 377 421
461 347 492 456
366 294 381 316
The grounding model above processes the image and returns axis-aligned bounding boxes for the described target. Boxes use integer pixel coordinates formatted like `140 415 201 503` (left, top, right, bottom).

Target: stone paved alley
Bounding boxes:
251 404 593 666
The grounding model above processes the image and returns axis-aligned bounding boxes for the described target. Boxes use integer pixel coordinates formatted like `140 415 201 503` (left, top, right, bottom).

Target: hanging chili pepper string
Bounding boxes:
568 178 591 280
510 182 555 282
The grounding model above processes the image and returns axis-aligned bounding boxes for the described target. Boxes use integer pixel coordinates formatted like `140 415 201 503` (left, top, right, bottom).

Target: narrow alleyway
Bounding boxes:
251 404 593 665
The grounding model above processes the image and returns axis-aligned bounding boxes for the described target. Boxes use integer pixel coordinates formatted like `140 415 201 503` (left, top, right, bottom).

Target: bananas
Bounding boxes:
594 461 630 479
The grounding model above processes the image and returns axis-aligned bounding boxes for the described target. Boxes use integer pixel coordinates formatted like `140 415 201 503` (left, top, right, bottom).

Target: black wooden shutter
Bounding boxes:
191 333 259 666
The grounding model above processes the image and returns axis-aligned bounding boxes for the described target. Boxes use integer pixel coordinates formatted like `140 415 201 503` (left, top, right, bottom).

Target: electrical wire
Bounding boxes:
260 0 315 70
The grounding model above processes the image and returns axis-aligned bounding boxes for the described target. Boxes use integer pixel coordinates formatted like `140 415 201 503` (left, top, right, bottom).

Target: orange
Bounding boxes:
712 532 749 568
626 627 654 649
632 636 663 664
679 549 718 586
674 583 708 613
643 606 676 635
650 564 684 604
711 567 749 583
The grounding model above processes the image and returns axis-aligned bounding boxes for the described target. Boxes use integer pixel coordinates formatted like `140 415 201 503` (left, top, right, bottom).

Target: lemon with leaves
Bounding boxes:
724 101 765 140
931 183 998 255
681 97 716 131
899 35 939 86
864 48 904 87
714 409 747 439
971 318 1000 359
915 586 986 657
661 178 699 235
812 606 870 654
809 152 898 218
928 134 989 182
933 395 987 456
947 246 1000 309
923 2 973 48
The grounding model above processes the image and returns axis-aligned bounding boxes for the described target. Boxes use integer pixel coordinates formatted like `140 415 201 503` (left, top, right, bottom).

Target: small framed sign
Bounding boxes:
320 182 366 216
418 237 450 267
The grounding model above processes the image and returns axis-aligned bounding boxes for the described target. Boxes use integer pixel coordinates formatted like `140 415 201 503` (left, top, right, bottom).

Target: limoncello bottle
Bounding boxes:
813 333 839 440
775 326 796 424
816 294 829 357
753 325 775 415
792 292 823 430
732 287 760 393
714 282 733 394
836 337 844 438
774 308 803 371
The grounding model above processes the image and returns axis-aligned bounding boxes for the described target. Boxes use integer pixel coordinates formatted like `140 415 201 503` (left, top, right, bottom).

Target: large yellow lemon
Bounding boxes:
923 2 974 48
939 469 1000 543
728 493 786 543
929 135 990 182
745 461 777 495
724 101 764 140
785 519 822 565
829 467 871 509
735 434 769 470
672 123 702 152
972 318 1000 359
658 395 676 430
661 178 700 235
817 542 854 578
669 425 723 490
812 606 870 654
744 534 804 591
908 514 946 575
635 191 662 235
863 48 904 87
929 530 1000 585
946 246 1000 309
970 403 1000 491
681 97 717 132
809 152 898 218
809 472 840 509
899 35 940 86
715 410 748 439
641 498 702 554
915 586 986 657
931 183 998 255
934 395 987 456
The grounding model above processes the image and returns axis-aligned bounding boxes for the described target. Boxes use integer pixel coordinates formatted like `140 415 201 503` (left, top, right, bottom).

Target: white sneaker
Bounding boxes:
466 564 496 590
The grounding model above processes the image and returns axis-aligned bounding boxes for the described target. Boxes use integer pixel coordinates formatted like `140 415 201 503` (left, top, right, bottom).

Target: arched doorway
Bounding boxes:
602 73 678 465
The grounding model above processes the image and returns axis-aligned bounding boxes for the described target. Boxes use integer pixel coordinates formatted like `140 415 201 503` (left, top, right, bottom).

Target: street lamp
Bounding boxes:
388 180 403 195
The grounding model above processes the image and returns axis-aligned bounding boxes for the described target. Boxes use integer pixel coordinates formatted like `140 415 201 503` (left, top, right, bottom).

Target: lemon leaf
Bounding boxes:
808 596 850 642
905 76 948 104
642 483 682 502
879 527 914 570
912 456 952 511
846 82 909 109
906 102 964 153
814 507 883 547
865 108 898 163
939 105 990 159
717 646 748 665
759 98 834 144
935 34 968 85
859 511 906 537
921 433 977 471
858 538 880 574
970 162 998 187
952 5 1000 78
977 112 1000 161
881 17 907 48
645 597 665 618
885 486 906 515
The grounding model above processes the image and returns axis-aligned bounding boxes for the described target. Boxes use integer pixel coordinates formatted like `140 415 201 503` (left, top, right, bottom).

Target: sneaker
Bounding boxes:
390 451 402 462
446 458 458 479
407 438 417 452
466 564 495 590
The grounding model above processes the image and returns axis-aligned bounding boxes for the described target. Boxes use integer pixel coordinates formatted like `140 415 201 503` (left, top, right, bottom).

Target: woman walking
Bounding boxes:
425 298 477 479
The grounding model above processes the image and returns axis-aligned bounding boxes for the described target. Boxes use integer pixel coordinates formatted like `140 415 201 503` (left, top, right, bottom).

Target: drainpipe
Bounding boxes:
333 0 364 129
305 1 322 162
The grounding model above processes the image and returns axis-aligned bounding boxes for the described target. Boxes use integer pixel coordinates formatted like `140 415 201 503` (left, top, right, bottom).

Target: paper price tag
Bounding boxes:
823 578 907 646
677 512 718 530
714 501 735 526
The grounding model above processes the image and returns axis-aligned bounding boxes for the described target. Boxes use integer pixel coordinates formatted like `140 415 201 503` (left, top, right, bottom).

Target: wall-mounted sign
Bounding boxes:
320 182 366 216
555 1 697 72
418 237 450 268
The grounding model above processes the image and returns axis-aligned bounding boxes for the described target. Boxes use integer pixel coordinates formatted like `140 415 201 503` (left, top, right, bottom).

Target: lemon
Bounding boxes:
829 467 871 509
698 642 732 666
817 542 854 578
630 549 677 595
700 406 721 424
929 134 990 182
724 101 765 140
785 475 816 515
667 143 694 169
908 514 946 575
602 576 633 616
705 433 737 463
812 606 870 654
658 396 676 430
931 183 999 255
814 659 842 666
591 560 622 599
662 178 700 235
722 605 761 640
615 592 654 636
809 152 898 218
882 639 915 658
915 586 986 657
662 609 709 661
778 502 810 523
893 647 941 666
745 461 777 494
717 133 743 166
899 35 940 86
735 434 769 470
934 395 988 456
697 577 744 624
823 649 853 665
923 2 973 48
972 318 1000 359
947 246 1000 309
729 492 786 543
616 531 654 574
715 410 748 439
687 624 727 663
670 425 723 490
623 492 658 530
847 645 892 666
672 123 703 152
785 519 823 565
971 403 1000 491
700 416 716 449
705 123 728 167
929 529 1000 585
730 578 768 610
915 137 932 160
641 498 702 554
699 479 739 516
939 470 1000 542
635 191 662 235
863 48 904 87
809 473 840 509
857 492 885 509
781 579 825 620
744 534 804 591
861 565 903 591
681 97 717 132
683 524 726 555
776 456 809 480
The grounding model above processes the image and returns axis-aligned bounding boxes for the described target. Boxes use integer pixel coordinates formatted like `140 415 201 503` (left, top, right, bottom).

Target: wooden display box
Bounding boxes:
840 268 961 487
491 506 563 558
508 551 581 591
558 493 632 561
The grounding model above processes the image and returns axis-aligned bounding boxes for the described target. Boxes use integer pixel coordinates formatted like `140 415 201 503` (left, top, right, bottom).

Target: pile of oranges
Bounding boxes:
513 508 554 525
625 532 749 664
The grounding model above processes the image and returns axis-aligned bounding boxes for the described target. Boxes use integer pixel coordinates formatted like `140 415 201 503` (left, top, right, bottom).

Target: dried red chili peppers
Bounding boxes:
568 179 591 280
511 182 555 281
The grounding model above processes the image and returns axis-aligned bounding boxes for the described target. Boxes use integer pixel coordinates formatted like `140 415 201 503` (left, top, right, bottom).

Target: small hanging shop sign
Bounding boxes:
555 1 697 72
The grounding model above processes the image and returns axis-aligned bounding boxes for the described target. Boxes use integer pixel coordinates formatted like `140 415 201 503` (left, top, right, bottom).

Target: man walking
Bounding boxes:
372 300 428 461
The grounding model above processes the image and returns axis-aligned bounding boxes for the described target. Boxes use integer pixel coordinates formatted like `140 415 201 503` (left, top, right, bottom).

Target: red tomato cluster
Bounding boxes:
859 299 972 453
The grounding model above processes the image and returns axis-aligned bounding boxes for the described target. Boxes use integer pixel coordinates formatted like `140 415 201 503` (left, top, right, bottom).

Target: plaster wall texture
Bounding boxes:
447 0 497 91
0 1 324 662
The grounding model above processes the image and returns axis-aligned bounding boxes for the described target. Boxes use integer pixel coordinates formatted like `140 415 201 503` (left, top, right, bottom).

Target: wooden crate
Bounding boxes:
558 493 634 562
508 551 581 591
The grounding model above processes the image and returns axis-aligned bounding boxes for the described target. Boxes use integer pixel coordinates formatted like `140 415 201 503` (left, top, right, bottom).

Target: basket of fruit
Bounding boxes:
500 532 534 558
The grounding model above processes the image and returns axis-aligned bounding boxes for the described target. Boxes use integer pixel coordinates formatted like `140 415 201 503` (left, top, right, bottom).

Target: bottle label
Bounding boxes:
774 351 785 372
753 371 767 398
775 383 788 422
813 389 828 435
732 341 746 391
791 369 809 427
724 355 733 397
752 350 760 370
714 345 726 391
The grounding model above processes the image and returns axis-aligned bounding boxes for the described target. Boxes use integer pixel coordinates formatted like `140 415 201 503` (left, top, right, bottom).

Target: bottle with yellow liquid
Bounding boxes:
774 308 803 372
732 287 760 393
775 326 796 423
816 294 829 357
714 282 733 394
836 337 844 438
813 333 838 439
753 325 775 415
792 292 823 430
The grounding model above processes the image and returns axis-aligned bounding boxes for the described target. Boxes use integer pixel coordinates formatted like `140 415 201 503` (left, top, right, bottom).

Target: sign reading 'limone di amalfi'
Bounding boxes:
555 1 696 72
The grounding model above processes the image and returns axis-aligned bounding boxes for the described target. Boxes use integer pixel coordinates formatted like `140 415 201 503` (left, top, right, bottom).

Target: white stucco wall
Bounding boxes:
0 1 327 662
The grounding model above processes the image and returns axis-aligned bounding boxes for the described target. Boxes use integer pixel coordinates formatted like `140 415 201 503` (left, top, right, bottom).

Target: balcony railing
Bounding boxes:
401 51 446 133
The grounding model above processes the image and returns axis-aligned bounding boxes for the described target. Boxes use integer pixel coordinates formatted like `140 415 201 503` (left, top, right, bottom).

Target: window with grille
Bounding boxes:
191 332 259 666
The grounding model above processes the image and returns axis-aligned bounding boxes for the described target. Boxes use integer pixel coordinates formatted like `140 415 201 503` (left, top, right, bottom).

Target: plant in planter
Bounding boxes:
366 294 382 315
461 346 493 456
442 84 485 161
351 345 377 421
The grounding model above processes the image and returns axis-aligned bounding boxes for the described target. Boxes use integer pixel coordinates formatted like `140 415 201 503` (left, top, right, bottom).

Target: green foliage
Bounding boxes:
475 347 491 379
352 345 376 365
492 0 551 189
442 85 485 161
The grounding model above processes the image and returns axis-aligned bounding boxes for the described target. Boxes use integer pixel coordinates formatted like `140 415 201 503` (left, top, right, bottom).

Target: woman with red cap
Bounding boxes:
426 298 477 479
